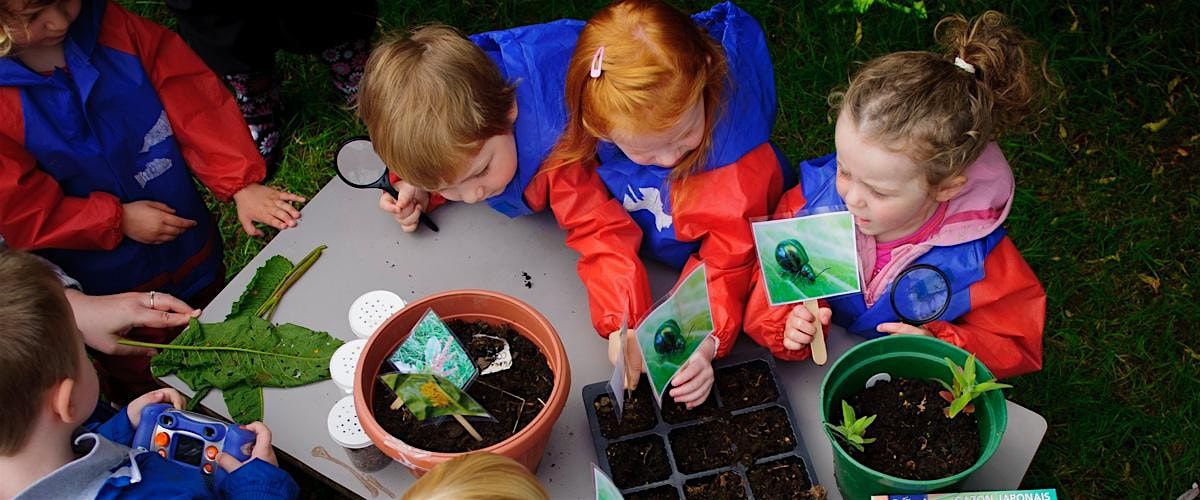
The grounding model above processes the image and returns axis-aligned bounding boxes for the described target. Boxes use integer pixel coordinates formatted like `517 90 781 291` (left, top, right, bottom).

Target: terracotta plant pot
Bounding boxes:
354 289 571 476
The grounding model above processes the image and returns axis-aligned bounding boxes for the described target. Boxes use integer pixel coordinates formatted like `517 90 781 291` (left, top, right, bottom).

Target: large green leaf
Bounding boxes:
228 256 293 320
224 384 265 424
145 316 343 423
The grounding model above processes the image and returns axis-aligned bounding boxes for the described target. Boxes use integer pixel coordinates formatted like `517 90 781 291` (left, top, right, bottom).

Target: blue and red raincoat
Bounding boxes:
744 145 1045 378
594 2 794 356
0 0 265 300
415 19 653 336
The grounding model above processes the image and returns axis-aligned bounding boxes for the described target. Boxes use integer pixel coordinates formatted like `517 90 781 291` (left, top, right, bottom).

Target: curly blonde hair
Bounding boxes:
836 11 1042 186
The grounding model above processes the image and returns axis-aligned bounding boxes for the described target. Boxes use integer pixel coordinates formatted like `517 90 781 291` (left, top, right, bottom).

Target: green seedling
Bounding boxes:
935 354 1012 418
825 400 877 452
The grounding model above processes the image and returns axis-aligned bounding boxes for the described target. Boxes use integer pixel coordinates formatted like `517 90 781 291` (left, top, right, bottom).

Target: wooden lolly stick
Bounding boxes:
804 299 827 365
453 414 483 441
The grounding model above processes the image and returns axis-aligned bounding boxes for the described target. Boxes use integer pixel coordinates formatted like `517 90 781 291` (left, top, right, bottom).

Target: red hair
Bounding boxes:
547 0 727 181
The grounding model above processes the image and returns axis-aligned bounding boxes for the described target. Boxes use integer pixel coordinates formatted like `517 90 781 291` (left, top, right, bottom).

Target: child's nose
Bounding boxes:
43 5 70 30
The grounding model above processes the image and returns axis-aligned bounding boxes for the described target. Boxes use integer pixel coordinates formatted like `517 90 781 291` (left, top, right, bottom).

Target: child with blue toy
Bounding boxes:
548 0 793 407
0 249 298 499
743 11 1045 379
359 23 654 341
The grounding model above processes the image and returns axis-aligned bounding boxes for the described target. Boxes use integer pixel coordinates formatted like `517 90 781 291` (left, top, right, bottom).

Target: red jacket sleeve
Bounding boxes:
99 3 264 201
925 236 1045 379
742 183 815 359
525 161 652 336
674 143 784 358
0 88 123 250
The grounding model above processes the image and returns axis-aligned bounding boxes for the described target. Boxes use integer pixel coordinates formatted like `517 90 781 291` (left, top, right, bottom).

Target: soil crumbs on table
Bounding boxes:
595 376 658 438
606 435 672 489
715 360 779 411
747 456 825 500
371 319 552 453
847 378 980 480
684 470 746 499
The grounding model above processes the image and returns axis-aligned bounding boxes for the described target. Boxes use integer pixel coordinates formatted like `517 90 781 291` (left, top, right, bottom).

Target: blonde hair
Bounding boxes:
836 10 1041 187
0 249 80 454
0 0 58 57
548 0 727 181
402 452 549 500
357 24 516 190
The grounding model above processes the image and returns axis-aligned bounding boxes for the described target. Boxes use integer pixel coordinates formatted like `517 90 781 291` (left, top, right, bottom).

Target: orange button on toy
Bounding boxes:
205 446 218 460
154 432 169 448
202 463 213 474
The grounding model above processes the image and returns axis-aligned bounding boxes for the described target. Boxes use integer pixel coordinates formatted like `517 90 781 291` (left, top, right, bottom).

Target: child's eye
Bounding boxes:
474 165 490 178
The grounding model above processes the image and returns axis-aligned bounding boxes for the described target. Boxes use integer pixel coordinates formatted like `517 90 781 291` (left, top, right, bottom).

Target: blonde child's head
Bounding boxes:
0 249 88 455
401 452 549 500
0 0 81 57
357 24 518 196
837 10 1040 187
550 0 727 180
832 11 1041 242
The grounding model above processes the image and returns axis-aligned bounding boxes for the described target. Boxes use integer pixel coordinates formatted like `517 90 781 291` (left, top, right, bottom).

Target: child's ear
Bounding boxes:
508 103 518 124
933 175 968 202
47 378 77 424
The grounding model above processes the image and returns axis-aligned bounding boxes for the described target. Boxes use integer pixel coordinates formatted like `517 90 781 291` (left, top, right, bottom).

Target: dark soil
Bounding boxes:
660 390 721 424
669 419 736 474
715 360 779 411
595 376 658 438
845 378 981 480
747 456 814 499
732 406 796 462
626 485 681 500
370 319 553 452
606 435 672 489
683 470 747 499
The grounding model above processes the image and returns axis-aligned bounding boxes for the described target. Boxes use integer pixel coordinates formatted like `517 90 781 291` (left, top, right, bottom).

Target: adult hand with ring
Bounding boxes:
65 289 201 356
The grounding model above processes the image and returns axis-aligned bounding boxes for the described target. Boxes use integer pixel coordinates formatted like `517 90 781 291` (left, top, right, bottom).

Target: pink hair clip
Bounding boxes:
589 46 605 78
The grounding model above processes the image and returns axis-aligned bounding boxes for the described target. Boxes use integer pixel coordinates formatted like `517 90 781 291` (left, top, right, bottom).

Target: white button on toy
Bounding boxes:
348 290 406 339
329 339 367 394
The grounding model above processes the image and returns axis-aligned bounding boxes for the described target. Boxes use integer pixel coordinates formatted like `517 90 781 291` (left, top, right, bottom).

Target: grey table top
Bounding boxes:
162 177 1045 499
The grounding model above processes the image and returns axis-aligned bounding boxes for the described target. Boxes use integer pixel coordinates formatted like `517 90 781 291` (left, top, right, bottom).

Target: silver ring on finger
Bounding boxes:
149 291 157 309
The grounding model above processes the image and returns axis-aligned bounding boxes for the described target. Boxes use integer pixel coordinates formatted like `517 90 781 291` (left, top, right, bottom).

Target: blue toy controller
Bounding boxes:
132 404 255 483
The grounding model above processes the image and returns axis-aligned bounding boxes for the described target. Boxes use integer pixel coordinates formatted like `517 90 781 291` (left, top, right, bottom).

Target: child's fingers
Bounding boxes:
161 388 186 409
270 207 298 227
239 214 263 237
159 212 197 229
243 422 278 466
274 200 301 220
378 192 398 212
672 381 711 408
819 307 833 325
216 452 244 473
876 322 931 336
145 201 176 214
790 304 815 322
274 191 305 203
783 328 813 350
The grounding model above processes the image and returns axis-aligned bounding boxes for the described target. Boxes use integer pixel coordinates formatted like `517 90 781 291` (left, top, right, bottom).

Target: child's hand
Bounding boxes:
607 330 643 390
876 322 934 337
378 181 429 232
217 422 279 472
783 304 832 350
233 183 306 237
121 200 197 244
127 388 186 428
668 337 717 409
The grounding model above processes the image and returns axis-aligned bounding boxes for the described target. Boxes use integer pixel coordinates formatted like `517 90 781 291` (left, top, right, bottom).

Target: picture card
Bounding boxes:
635 264 714 402
751 211 862 305
388 308 478 389
593 464 625 500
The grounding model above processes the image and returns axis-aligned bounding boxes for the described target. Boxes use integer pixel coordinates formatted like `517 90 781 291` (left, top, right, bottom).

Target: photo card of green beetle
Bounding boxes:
387 308 478 389
635 264 714 403
752 211 862 305
593 463 624 500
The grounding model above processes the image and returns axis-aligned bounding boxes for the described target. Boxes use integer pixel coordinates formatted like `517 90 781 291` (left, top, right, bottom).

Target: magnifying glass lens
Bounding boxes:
336 139 389 187
890 265 951 325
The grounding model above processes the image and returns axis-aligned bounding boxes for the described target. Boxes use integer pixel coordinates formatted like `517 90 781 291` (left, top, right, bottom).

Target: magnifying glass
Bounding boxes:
335 137 438 232
889 264 951 325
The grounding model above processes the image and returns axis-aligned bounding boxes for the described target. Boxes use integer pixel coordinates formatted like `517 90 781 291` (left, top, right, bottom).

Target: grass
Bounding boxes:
123 0 1200 497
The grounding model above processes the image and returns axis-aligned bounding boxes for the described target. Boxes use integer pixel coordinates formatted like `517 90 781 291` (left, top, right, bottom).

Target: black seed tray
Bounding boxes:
583 348 820 499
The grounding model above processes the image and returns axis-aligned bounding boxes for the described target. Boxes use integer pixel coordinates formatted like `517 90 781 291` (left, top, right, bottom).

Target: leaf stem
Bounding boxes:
256 245 327 321
117 339 325 361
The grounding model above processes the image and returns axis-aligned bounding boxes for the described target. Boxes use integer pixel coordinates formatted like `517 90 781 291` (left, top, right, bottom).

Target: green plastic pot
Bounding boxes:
818 335 1007 498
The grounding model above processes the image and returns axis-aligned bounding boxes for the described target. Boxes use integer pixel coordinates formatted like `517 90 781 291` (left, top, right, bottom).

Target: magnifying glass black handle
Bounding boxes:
382 183 439 233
